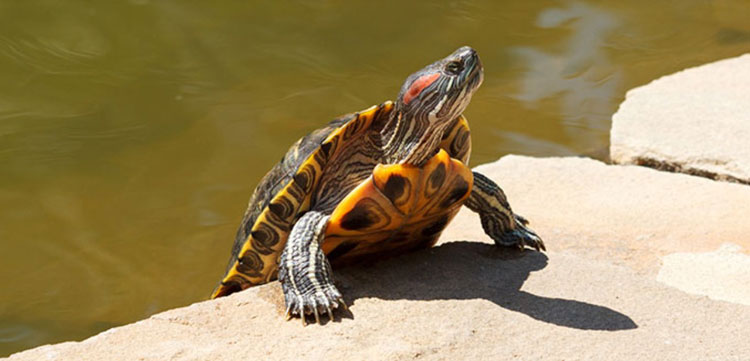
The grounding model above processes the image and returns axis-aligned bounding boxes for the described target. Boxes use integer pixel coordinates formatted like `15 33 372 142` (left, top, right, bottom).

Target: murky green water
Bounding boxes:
1 0 748 356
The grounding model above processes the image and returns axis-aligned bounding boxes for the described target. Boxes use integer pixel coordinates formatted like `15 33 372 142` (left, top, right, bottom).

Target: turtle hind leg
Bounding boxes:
278 211 345 325
464 171 545 251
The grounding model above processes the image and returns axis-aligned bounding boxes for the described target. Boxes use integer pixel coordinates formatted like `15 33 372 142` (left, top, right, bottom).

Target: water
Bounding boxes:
1 0 748 356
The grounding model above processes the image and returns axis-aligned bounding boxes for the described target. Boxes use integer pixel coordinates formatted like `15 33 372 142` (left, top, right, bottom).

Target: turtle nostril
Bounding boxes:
459 47 476 58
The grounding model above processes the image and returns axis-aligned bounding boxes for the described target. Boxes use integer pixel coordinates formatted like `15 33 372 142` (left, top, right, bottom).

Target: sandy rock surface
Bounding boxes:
6 156 750 361
610 53 750 184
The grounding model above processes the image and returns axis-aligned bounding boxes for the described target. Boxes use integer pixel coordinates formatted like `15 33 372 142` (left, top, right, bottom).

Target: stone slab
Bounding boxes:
610 53 750 184
6 156 750 360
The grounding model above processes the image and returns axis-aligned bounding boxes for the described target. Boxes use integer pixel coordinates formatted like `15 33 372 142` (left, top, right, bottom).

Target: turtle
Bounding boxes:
211 46 544 324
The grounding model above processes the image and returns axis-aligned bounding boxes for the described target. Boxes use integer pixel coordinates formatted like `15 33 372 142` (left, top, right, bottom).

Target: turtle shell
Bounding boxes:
212 102 394 298
212 101 473 298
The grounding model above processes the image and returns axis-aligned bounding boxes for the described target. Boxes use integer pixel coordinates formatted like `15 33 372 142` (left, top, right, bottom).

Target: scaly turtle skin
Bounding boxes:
212 47 544 324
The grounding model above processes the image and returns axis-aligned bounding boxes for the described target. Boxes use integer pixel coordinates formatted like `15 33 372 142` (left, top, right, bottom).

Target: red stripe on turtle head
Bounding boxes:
403 73 440 105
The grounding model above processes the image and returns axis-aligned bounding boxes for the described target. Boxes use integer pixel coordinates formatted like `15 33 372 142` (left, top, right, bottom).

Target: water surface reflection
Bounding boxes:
514 2 622 151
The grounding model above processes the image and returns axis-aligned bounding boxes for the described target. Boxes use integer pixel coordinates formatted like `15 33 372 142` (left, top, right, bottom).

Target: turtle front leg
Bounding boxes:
278 211 346 325
464 171 545 251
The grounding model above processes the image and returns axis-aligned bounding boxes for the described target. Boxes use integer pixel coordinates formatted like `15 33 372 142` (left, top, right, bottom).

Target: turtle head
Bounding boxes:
387 46 483 165
396 46 483 121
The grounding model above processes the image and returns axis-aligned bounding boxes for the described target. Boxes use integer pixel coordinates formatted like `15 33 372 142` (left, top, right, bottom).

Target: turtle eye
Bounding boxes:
445 61 462 75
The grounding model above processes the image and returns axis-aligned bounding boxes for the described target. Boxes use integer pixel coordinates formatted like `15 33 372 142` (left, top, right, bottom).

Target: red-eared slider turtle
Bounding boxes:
211 46 544 324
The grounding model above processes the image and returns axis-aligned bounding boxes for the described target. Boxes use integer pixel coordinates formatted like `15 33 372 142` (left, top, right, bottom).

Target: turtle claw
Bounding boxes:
337 298 349 312
311 300 321 324
491 219 545 252
515 214 530 226
325 304 334 321
516 217 545 251
281 284 345 325
285 304 293 321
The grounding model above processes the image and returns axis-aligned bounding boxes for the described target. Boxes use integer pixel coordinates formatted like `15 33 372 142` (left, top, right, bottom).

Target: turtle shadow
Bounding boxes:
335 241 637 331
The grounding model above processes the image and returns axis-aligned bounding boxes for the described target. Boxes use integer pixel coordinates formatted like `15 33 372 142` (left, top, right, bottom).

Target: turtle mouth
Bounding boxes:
463 52 484 92
440 68 482 120
466 66 484 91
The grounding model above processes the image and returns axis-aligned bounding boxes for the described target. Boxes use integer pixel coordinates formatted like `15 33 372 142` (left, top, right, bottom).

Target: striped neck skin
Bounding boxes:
381 46 483 166
380 111 455 166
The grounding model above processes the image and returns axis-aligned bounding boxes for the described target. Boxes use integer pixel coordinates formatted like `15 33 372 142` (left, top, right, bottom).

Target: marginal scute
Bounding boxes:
250 223 279 255
243 216 254 237
218 279 243 295
268 197 294 220
322 103 380 145
237 252 264 277
292 166 314 193
319 141 333 158
439 115 471 163
453 129 469 153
